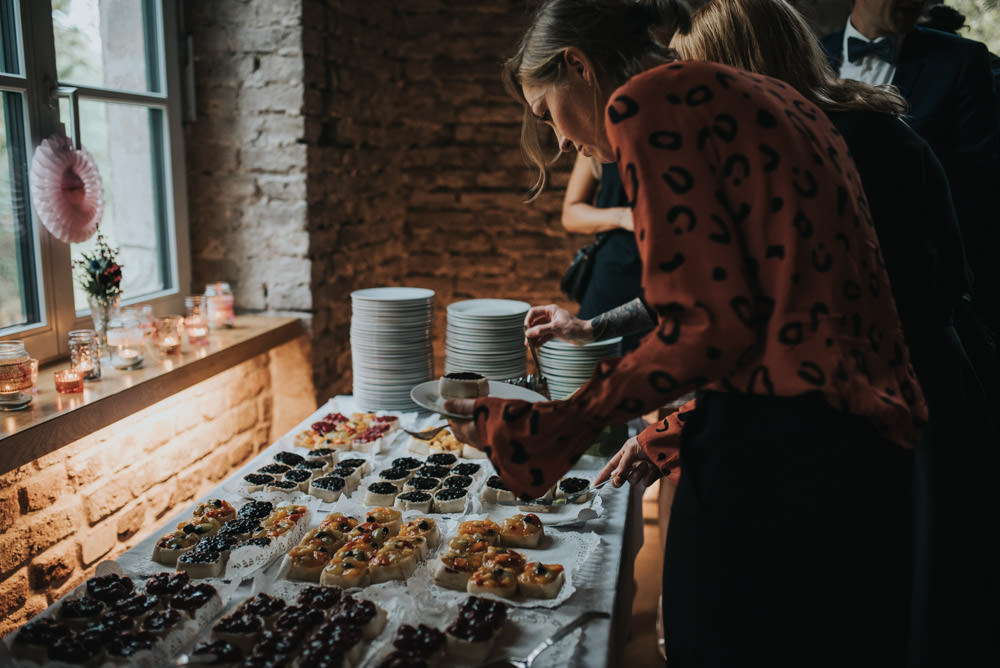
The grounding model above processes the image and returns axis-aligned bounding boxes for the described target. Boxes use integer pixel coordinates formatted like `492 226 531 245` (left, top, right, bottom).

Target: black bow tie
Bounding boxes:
847 36 897 64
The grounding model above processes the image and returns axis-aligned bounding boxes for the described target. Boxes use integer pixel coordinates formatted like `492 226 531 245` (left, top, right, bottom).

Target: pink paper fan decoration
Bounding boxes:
29 134 105 243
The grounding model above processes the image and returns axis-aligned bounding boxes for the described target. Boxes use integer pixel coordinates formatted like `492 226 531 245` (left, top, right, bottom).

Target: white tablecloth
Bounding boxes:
8 397 645 667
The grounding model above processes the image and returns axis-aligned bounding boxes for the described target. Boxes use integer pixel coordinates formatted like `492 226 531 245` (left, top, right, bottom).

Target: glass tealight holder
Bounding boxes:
0 340 33 410
107 310 145 369
68 329 101 380
205 281 235 329
184 296 209 346
53 369 84 394
154 315 184 355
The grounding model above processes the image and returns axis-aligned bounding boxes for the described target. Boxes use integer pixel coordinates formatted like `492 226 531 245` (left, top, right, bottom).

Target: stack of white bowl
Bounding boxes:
445 299 530 380
537 337 623 399
350 287 435 411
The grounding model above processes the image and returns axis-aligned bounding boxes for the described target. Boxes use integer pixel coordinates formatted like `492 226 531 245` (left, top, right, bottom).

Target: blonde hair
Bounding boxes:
503 0 692 199
672 0 908 116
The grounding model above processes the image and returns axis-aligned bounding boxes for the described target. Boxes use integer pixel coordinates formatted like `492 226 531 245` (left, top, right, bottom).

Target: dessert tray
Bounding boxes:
2 397 616 667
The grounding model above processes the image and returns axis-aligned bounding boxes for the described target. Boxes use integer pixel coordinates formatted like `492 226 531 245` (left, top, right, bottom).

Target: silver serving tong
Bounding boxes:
402 424 448 441
525 335 549 399
479 610 611 668
494 479 610 511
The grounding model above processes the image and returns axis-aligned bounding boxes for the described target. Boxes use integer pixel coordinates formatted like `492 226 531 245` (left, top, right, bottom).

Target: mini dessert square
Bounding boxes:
237 500 274 521
467 565 518 598
517 562 566 599
432 487 468 513
273 451 306 467
395 490 433 513
86 573 135 604
296 458 329 477
438 371 490 399
457 518 501 544
365 506 403 534
330 595 387 640
416 464 452 480
309 475 348 502
257 462 291 477
500 512 545 548
391 456 423 471
364 481 399 506
426 452 458 468
144 571 190 600
442 474 474 490
556 476 593 502
242 472 274 494
404 476 441 494
283 468 314 491
432 550 483 591
266 479 301 494
378 466 413 486
398 518 440 549
338 456 371 474
452 462 482 477
177 548 225 578
482 475 516 504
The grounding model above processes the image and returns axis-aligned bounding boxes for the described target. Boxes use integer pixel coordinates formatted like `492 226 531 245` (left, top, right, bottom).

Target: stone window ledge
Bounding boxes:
0 315 306 476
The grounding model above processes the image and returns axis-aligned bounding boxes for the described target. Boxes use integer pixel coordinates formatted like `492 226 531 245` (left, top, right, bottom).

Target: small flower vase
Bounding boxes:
87 294 120 359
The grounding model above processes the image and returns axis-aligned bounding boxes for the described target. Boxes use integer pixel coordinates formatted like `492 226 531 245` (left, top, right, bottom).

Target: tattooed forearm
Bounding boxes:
589 297 657 340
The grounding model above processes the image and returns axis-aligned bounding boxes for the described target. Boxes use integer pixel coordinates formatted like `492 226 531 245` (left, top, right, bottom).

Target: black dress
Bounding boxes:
576 163 644 351
829 109 998 668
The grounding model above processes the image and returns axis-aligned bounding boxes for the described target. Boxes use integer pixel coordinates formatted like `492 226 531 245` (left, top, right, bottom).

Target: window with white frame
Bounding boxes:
0 0 189 360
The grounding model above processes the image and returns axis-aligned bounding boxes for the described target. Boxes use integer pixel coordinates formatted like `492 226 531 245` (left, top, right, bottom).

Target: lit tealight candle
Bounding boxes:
54 369 84 394
186 324 209 346
112 348 144 370
157 336 181 355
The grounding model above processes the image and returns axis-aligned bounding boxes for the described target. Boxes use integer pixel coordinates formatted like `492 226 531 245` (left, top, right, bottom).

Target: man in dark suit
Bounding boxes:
823 5 1000 667
821 1 1000 340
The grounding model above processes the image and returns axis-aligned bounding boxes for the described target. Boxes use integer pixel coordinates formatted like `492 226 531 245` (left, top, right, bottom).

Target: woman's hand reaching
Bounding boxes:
595 436 662 488
523 304 594 347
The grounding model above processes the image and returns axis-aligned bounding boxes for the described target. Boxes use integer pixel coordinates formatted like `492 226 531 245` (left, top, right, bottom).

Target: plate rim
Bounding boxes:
409 379 547 419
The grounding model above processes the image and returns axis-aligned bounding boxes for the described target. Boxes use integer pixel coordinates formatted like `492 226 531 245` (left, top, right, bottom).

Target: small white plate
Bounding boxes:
410 380 548 419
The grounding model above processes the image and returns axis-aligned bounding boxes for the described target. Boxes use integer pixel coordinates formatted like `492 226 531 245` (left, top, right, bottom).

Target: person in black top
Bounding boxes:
560 154 645 350
673 2 998 666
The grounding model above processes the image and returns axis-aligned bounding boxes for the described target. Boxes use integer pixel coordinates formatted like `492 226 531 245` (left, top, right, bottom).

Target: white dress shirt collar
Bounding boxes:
838 18 901 86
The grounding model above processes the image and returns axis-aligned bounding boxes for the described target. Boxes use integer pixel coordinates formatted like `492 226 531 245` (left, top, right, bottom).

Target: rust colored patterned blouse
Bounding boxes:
473 61 928 499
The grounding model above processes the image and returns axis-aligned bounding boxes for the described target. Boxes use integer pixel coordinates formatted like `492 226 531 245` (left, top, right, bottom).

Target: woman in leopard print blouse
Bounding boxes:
447 1 926 665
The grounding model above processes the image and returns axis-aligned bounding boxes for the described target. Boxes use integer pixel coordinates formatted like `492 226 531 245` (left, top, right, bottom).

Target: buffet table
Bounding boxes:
3 396 642 667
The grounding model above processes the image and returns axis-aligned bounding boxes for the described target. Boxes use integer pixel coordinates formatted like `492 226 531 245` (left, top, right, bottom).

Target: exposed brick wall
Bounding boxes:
0 337 314 637
184 0 311 315
185 0 851 406
185 1 579 404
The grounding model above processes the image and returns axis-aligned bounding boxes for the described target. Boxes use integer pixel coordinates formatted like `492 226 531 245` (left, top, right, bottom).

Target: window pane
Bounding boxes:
68 98 171 310
0 92 40 330
52 0 160 94
0 0 21 75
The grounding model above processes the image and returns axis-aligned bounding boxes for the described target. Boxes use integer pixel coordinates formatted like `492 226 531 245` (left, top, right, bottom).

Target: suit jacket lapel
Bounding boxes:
892 28 931 99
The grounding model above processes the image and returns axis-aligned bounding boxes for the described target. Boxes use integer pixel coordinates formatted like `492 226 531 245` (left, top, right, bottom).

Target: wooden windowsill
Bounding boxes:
0 315 306 476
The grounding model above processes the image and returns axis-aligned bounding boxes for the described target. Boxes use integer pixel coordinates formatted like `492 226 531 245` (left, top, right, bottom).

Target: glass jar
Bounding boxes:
107 309 145 369
138 305 156 343
204 282 235 329
0 340 33 410
68 329 102 380
154 315 184 354
184 296 209 345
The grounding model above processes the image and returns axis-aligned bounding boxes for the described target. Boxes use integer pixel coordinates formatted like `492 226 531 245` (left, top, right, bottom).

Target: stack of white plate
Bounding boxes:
538 337 623 399
350 287 435 411
445 298 530 380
